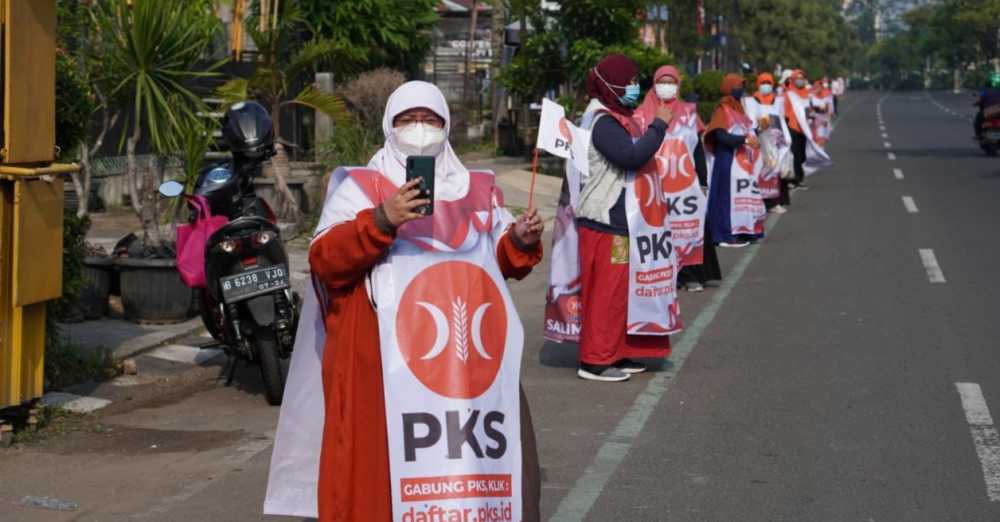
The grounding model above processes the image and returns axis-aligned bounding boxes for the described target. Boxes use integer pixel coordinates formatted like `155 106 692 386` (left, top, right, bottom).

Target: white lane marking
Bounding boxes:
901 195 919 213
884 141 892 148
956 383 1000 502
881 132 888 138
893 168 904 179
918 248 946 283
879 125 886 130
888 152 897 160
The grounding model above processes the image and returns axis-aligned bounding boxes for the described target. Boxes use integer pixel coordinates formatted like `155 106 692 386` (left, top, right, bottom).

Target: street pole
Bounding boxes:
490 0 505 152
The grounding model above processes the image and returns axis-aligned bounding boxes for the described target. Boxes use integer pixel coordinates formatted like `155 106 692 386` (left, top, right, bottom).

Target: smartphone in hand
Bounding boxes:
405 155 435 216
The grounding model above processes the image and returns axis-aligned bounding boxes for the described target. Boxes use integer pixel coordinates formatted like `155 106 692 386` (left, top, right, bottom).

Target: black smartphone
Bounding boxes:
405 155 435 216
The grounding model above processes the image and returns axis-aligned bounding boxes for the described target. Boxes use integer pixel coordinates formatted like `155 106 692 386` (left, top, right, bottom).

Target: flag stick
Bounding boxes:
528 147 539 210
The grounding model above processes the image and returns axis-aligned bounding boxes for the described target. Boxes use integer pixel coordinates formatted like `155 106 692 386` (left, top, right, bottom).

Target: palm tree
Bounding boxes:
217 1 356 223
93 0 224 246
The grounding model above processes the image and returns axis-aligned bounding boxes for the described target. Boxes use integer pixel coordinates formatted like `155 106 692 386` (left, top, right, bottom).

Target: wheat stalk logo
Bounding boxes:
452 298 469 363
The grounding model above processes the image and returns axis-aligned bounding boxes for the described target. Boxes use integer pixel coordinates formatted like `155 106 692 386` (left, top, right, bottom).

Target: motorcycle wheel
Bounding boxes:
254 324 286 406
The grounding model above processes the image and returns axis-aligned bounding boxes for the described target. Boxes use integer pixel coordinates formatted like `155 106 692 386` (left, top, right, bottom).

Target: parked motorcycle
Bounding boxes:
159 101 296 405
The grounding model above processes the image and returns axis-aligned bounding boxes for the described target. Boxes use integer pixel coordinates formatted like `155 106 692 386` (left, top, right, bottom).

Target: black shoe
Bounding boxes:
614 359 647 374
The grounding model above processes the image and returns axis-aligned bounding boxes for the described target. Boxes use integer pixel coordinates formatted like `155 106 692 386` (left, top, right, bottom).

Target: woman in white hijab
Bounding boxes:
264 81 543 521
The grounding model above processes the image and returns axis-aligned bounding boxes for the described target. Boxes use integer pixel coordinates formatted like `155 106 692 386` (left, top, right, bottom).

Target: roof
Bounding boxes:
437 0 493 13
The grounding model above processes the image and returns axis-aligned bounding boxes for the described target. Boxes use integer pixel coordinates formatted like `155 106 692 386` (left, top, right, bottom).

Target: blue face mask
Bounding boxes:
731 87 745 99
759 84 774 95
620 83 641 107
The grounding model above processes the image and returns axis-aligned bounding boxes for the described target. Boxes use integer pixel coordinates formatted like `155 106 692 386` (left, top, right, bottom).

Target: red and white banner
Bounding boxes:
786 90 832 175
626 156 682 336
709 106 766 236
743 97 791 200
543 201 582 342
350 169 524 521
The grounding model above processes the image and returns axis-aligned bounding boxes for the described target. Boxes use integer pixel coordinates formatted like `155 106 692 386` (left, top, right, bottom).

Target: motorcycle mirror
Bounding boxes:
158 180 184 198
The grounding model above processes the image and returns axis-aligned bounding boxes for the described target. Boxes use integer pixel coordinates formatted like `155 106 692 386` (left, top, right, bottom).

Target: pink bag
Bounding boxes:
176 195 228 288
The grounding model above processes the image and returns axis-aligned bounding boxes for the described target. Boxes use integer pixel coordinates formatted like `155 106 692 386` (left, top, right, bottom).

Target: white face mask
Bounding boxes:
759 84 774 95
394 123 447 157
655 83 679 100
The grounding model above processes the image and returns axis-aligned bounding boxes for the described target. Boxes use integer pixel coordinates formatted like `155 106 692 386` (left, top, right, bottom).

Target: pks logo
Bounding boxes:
558 117 573 145
736 139 759 174
636 139 695 227
654 139 697 193
396 261 506 399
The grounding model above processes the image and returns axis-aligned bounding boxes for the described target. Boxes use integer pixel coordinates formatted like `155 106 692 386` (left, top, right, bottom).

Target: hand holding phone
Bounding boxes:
381 179 431 228
405 156 435 216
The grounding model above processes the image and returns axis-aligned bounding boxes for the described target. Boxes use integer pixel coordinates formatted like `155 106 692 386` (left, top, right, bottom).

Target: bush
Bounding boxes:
317 115 381 169
690 70 726 104
47 211 91 321
55 52 94 160
338 68 406 135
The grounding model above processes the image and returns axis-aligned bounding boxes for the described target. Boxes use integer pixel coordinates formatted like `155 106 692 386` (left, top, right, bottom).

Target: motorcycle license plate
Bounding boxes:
220 264 289 303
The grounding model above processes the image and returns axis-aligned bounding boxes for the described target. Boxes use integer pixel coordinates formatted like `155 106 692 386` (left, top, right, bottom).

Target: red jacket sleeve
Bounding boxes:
496 232 543 281
309 208 395 290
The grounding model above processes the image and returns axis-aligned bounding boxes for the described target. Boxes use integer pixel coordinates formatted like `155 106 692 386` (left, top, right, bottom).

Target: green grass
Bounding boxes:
45 341 120 392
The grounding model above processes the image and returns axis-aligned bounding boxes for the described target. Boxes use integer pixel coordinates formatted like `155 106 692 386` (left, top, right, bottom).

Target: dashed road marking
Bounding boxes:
956 382 1000 501
881 132 888 138
918 248 946 283
893 168 904 179
901 195 918 213
888 152 896 160
884 141 892 148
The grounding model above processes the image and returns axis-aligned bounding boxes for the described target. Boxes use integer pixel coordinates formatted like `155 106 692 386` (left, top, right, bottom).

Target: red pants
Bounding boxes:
578 226 671 365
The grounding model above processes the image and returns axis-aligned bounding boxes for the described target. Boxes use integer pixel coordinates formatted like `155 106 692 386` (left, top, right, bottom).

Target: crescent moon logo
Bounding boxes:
396 261 507 399
417 302 449 360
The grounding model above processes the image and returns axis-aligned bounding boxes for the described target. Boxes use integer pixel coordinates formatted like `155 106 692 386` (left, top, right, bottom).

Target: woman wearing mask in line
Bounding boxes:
265 81 544 521
784 70 811 191
575 54 674 382
744 72 791 214
704 73 764 248
635 65 720 293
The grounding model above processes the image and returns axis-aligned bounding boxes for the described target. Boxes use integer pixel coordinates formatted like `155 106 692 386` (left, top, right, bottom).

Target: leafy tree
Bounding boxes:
734 0 861 78
92 0 224 245
298 0 438 77
218 1 352 223
501 0 669 106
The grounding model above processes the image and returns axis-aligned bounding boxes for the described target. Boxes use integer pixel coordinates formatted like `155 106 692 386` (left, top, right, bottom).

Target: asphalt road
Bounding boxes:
3 91 1000 522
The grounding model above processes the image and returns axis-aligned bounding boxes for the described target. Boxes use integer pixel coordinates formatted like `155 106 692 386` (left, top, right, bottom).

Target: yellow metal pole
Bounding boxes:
0 0 72 410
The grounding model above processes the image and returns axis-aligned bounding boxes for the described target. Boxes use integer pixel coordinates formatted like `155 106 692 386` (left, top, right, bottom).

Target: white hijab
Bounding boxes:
264 81 472 518
316 81 471 233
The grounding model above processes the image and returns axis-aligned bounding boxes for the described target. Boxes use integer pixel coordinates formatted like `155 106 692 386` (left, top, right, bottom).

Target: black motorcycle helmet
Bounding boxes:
221 101 275 160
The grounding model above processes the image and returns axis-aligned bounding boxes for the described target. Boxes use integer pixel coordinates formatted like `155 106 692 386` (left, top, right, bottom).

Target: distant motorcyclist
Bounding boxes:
973 72 1000 138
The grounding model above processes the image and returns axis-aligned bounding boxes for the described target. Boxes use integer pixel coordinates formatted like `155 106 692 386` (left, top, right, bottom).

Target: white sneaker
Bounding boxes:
718 241 750 248
771 205 788 214
577 366 632 382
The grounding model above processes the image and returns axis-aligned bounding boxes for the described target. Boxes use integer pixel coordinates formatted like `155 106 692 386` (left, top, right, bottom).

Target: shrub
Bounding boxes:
338 68 406 136
690 70 726 104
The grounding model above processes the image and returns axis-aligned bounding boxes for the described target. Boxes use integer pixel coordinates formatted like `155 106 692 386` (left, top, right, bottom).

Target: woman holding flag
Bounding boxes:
704 73 765 248
635 65 719 292
264 81 544 521
575 53 675 382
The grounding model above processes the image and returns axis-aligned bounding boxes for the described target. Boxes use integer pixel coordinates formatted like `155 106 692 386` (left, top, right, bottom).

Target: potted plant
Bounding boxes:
92 0 223 323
